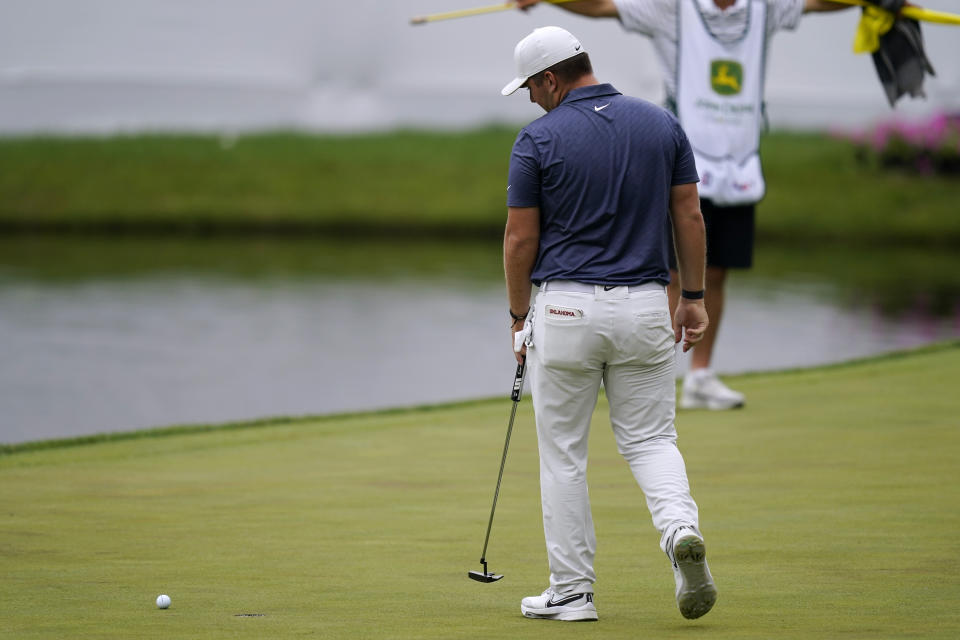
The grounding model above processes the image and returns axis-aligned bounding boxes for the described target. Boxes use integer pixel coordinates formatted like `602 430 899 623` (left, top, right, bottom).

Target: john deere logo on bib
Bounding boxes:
710 60 743 96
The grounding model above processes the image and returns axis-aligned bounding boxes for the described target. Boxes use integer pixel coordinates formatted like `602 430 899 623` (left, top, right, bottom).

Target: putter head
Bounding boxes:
468 570 503 583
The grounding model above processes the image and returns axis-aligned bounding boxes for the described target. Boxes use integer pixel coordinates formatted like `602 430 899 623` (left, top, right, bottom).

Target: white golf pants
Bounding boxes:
527 281 700 594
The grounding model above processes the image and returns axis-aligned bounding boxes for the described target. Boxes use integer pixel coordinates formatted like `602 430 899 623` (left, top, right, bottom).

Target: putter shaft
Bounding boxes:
473 357 526 579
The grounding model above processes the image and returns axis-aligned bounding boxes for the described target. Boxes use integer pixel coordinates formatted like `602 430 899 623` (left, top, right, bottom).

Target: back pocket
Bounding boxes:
539 304 589 369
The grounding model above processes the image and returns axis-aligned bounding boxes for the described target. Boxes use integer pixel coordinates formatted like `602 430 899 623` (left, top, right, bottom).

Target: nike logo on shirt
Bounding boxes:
593 103 610 112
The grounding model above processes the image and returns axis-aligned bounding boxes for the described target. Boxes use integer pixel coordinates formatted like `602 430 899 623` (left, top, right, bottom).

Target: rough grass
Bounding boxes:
0 130 512 236
1 130 957 245
2 342 958 639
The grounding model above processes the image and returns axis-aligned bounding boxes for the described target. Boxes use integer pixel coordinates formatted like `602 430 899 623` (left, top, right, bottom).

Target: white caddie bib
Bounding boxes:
677 0 767 205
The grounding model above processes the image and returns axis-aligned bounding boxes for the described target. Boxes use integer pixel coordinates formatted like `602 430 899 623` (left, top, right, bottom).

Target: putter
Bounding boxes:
468 355 527 583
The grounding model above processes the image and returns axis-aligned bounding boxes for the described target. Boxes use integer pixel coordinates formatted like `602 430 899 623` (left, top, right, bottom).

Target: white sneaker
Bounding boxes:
667 526 717 619
520 589 598 621
680 370 745 410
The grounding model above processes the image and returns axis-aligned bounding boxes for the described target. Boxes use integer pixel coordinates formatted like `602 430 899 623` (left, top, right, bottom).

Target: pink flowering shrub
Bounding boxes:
845 111 960 175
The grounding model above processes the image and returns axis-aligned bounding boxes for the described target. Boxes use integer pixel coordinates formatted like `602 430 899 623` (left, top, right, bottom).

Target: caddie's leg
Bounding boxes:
528 290 604 594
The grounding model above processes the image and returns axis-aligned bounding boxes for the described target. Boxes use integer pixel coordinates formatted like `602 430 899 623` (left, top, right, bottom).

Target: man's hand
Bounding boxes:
673 299 708 352
511 322 527 364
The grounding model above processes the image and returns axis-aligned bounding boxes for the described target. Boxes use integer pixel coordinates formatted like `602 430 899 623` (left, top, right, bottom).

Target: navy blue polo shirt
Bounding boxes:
507 83 698 286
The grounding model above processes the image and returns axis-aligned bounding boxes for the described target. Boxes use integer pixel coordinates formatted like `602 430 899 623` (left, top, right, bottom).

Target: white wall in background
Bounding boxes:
0 0 957 134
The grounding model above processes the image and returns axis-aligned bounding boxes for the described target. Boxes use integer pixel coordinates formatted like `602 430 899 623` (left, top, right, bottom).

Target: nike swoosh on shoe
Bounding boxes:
547 593 586 608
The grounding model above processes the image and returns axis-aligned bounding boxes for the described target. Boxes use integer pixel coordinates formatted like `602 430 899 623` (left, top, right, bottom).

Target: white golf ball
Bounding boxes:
156 594 171 609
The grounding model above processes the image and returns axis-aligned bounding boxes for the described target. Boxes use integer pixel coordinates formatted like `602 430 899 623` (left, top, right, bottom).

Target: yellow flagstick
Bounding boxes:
411 0 580 25
896 5 960 26
825 0 960 26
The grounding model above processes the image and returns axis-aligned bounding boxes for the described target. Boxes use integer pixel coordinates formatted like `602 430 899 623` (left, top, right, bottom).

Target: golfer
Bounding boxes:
502 26 716 622
515 0 851 411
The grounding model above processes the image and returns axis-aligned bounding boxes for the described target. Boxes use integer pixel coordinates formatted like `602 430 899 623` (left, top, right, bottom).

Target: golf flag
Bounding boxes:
843 0 939 106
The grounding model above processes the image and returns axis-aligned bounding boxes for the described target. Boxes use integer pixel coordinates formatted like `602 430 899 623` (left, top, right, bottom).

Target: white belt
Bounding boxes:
540 280 663 293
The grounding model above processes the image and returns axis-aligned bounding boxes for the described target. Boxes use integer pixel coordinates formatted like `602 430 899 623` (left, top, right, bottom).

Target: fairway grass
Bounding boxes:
2 343 958 639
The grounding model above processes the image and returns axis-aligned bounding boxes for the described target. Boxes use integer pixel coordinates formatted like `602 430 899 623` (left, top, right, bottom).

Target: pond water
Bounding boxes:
1 236 957 445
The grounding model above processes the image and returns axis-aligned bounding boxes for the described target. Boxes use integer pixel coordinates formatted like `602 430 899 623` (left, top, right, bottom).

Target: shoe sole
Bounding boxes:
680 395 744 411
674 535 717 620
521 606 598 622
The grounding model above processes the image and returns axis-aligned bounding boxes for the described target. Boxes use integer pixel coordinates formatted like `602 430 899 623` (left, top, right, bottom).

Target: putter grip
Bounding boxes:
511 358 525 402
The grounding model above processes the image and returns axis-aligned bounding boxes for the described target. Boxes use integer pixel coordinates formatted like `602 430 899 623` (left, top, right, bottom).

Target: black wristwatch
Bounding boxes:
681 289 705 300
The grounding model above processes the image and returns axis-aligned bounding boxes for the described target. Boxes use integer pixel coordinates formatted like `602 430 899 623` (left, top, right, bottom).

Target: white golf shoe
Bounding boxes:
680 369 745 410
520 589 598 621
668 526 717 619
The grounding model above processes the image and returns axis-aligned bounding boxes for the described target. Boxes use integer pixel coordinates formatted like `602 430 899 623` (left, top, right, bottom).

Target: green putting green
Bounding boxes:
2 342 958 639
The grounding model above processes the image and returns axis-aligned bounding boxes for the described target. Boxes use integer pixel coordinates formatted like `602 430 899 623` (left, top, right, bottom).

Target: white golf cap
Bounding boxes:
501 26 584 96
